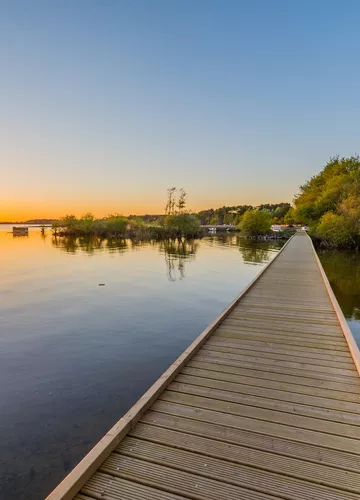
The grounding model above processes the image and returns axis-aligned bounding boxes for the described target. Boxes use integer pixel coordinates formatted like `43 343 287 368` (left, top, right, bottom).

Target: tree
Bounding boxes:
224 212 235 224
284 207 296 226
234 213 242 226
164 213 201 237
293 155 360 248
239 209 272 236
177 188 187 214
210 215 219 225
316 212 352 248
163 187 201 237
80 213 95 234
165 187 177 216
105 214 128 235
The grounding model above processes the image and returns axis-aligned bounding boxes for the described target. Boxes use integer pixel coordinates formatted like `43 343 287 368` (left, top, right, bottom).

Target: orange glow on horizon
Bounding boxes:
0 194 293 221
1 185 295 221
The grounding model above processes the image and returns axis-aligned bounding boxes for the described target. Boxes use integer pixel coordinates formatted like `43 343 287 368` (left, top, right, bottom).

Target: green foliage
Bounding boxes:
163 187 201 237
239 209 272 236
223 212 235 224
258 203 291 223
284 207 296 225
197 203 288 225
210 215 220 225
102 214 128 235
294 156 360 248
315 212 352 248
164 213 201 237
234 213 242 226
53 213 128 237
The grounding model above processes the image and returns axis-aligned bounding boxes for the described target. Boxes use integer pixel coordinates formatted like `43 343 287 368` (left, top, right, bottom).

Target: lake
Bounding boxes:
1 225 360 500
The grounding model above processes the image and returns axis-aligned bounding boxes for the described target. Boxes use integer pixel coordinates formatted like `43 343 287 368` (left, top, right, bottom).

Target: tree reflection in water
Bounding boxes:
52 236 199 281
52 234 285 281
237 237 283 265
159 239 198 281
52 236 128 254
319 250 360 321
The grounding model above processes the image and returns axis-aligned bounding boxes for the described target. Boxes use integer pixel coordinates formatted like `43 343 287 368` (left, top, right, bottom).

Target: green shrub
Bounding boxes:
239 210 272 236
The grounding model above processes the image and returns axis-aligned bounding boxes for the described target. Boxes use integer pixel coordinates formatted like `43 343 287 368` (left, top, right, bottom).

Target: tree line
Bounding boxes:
51 155 360 247
291 155 360 249
197 203 291 225
52 188 291 239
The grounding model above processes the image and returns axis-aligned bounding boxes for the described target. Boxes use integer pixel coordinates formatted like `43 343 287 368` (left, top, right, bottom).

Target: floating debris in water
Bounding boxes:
98 284 106 286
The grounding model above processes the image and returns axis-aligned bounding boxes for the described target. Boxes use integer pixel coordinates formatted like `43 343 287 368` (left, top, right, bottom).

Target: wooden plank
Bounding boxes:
193 351 360 385
192 355 360 393
222 318 343 336
244 295 334 307
154 399 360 456
100 454 279 500
182 366 360 411
216 324 346 342
116 436 359 500
233 309 340 323
201 344 357 373
145 407 360 469
228 312 340 327
169 374 360 426
214 329 349 350
237 300 335 313
161 388 360 439
81 472 187 500
207 336 351 358
176 372 360 417
131 422 360 493
206 338 353 365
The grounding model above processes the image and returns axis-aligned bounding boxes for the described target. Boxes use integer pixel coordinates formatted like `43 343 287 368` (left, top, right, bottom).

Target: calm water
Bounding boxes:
0 225 283 500
318 250 360 346
2 227 360 500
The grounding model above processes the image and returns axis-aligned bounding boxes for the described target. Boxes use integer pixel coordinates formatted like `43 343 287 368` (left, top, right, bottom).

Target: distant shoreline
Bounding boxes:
0 223 53 227
0 221 55 225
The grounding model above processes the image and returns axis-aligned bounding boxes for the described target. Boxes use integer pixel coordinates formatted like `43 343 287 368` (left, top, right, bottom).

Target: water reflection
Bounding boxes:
52 235 128 254
159 239 198 281
51 234 282 281
319 250 360 321
238 238 283 264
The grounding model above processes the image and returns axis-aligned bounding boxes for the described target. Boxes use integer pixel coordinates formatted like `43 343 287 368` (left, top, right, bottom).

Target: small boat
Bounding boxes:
13 226 29 236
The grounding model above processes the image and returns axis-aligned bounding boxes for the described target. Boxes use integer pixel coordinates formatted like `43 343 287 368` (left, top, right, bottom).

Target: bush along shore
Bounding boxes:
52 189 202 239
292 156 360 250
52 214 203 239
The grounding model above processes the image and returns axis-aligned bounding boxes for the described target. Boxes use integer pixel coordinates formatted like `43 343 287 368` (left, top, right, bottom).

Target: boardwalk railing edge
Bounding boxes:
46 233 296 500
308 233 360 376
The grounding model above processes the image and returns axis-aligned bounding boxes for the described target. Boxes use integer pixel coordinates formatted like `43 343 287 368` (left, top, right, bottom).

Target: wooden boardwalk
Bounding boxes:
48 232 360 500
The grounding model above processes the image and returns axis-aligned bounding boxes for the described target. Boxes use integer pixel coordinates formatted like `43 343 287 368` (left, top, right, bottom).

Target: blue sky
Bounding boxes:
1 0 359 218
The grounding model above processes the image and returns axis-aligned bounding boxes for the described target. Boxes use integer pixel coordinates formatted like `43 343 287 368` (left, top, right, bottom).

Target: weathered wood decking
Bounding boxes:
48 232 360 500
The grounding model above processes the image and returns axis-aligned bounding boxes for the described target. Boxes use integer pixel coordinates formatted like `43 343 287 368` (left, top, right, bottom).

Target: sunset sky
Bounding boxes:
2 0 360 220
